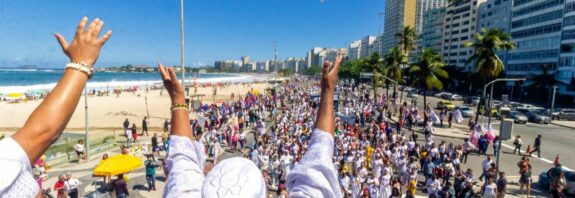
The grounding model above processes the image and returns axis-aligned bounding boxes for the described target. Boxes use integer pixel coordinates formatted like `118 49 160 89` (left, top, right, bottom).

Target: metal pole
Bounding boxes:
551 86 557 114
487 84 494 128
180 0 186 88
495 118 504 180
84 87 89 160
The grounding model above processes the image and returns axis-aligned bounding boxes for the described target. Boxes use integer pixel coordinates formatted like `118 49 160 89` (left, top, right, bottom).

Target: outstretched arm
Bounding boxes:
159 64 205 197
287 54 343 197
10 17 112 164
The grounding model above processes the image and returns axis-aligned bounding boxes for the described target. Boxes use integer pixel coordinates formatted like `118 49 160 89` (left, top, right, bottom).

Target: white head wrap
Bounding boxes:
202 157 266 198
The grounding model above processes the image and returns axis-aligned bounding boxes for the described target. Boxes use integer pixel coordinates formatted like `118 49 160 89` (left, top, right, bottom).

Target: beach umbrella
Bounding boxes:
6 93 24 100
93 154 142 176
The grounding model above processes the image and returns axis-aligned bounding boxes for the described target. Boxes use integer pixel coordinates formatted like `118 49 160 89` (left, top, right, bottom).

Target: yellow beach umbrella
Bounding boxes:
6 93 24 99
93 154 142 176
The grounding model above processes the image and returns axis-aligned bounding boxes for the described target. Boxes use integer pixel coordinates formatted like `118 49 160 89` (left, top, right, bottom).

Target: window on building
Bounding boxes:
511 10 563 28
461 28 469 33
495 0 501 5
566 2 575 13
463 21 470 25
516 36 561 49
511 23 562 38
452 38 459 42
463 13 470 17
564 15 575 26
508 62 557 71
509 50 559 60
450 52 458 56
459 59 467 63
452 30 460 34
452 23 460 27
451 45 459 49
564 29 575 40
460 36 469 40
454 16 461 20
561 43 575 53
459 51 468 55
513 0 565 17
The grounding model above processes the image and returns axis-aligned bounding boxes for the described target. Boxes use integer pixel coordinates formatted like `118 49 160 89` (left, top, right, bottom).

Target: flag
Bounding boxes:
485 124 495 141
453 109 463 123
430 110 440 123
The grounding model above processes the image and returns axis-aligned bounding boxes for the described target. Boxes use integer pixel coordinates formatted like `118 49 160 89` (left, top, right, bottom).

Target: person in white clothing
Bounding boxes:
65 172 81 198
0 17 112 197
426 175 441 196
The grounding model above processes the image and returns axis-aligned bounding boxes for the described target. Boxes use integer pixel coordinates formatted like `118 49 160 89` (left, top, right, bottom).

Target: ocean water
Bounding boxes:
0 68 248 93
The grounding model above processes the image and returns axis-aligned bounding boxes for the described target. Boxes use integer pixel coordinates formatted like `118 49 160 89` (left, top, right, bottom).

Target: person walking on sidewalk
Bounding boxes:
145 155 157 191
518 156 532 197
512 135 522 155
529 134 542 158
73 140 85 163
112 174 129 198
496 172 507 198
440 110 445 127
65 172 81 198
142 116 149 136
448 111 453 128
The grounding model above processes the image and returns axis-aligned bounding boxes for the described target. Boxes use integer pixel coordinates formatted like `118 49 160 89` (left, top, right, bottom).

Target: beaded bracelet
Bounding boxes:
171 103 188 111
171 107 189 112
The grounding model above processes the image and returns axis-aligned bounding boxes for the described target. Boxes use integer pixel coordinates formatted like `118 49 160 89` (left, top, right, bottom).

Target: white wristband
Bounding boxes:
65 62 94 79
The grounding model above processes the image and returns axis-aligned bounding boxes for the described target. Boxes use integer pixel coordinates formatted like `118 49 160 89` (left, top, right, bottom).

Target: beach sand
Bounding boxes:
0 82 271 138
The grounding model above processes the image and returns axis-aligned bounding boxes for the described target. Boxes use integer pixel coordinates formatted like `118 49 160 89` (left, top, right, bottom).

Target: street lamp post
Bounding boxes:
484 78 525 181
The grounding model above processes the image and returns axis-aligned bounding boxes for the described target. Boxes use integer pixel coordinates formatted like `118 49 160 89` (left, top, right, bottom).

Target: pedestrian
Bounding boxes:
478 135 488 155
73 139 85 163
492 136 500 157
131 123 138 142
123 118 130 131
496 172 507 198
426 174 441 196
145 155 157 191
151 133 159 157
512 135 522 155
518 156 532 197
448 111 453 128
142 116 149 136
53 175 67 198
439 110 445 127
65 172 80 198
529 134 542 158
482 178 497 198
479 156 493 181
163 119 170 133
112 174 129 198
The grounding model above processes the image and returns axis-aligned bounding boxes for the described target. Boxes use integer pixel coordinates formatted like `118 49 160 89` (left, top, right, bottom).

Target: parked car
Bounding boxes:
524 111 552 124
434 92 449 98
465 97 480 105
539 168 575 196
508 110 528 124
454 105 475 117
437 101 455 110
406 91 417 98
449 94 463 101
441 93 453 100
552 108 575 120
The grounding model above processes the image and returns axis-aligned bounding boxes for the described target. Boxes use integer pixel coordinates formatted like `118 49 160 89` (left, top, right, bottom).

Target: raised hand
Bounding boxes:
54 17 112 67
158 63 185 104
321 53 342 91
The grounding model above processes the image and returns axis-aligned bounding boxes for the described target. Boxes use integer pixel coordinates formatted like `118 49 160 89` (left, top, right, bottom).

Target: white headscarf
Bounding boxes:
202 157 266 198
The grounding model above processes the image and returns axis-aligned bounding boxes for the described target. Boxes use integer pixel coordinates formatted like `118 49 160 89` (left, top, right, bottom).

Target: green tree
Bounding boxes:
395 26 417 61
383 47 405 101
409 48 449 118
529 65 558 106
395 26 417 102
464 28 515 121
304 66 322 75
361 53 385 99
339 59 363 79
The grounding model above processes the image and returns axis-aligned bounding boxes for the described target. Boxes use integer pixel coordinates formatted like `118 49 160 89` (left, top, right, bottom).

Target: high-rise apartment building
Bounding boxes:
558 0 575 97
507 0 564 81
417 7 447 55
348 40 362 60
415 0 448 34
361 36 376 57
382 0 417 53
477 0 512 65
441 0 486 71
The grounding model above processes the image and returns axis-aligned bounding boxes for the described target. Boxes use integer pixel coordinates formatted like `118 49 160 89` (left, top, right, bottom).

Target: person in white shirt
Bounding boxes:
426 175 441 196
161 54 345 197
0 17 112 197
65 172 81 198
73 140 85 163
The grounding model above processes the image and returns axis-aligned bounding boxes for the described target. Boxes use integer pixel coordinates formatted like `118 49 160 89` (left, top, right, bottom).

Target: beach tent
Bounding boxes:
93 154 142 176
5 93 25 102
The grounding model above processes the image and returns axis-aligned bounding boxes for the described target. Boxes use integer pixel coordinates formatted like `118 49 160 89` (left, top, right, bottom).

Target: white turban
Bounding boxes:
202 157 266 198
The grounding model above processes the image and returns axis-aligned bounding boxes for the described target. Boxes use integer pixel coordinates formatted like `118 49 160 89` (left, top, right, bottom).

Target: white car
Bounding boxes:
450 94 463 101
434 92 448 97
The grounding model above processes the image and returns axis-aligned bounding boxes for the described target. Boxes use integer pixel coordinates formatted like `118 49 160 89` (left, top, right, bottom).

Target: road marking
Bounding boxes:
501 143 573 171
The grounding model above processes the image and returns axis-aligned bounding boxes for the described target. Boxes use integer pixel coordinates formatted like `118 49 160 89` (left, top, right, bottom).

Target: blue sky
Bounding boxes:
0 0 384 68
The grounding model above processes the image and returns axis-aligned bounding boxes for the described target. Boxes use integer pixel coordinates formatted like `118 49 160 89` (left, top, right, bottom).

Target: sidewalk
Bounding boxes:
551 120 575 129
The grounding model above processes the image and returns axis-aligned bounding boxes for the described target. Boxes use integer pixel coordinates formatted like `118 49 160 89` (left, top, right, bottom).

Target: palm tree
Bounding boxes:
361 52 385 99
384 47 405 102
464 28 516 122
409 48 449 120
395 26 417 102
395 26 417 59
529 65 558 106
